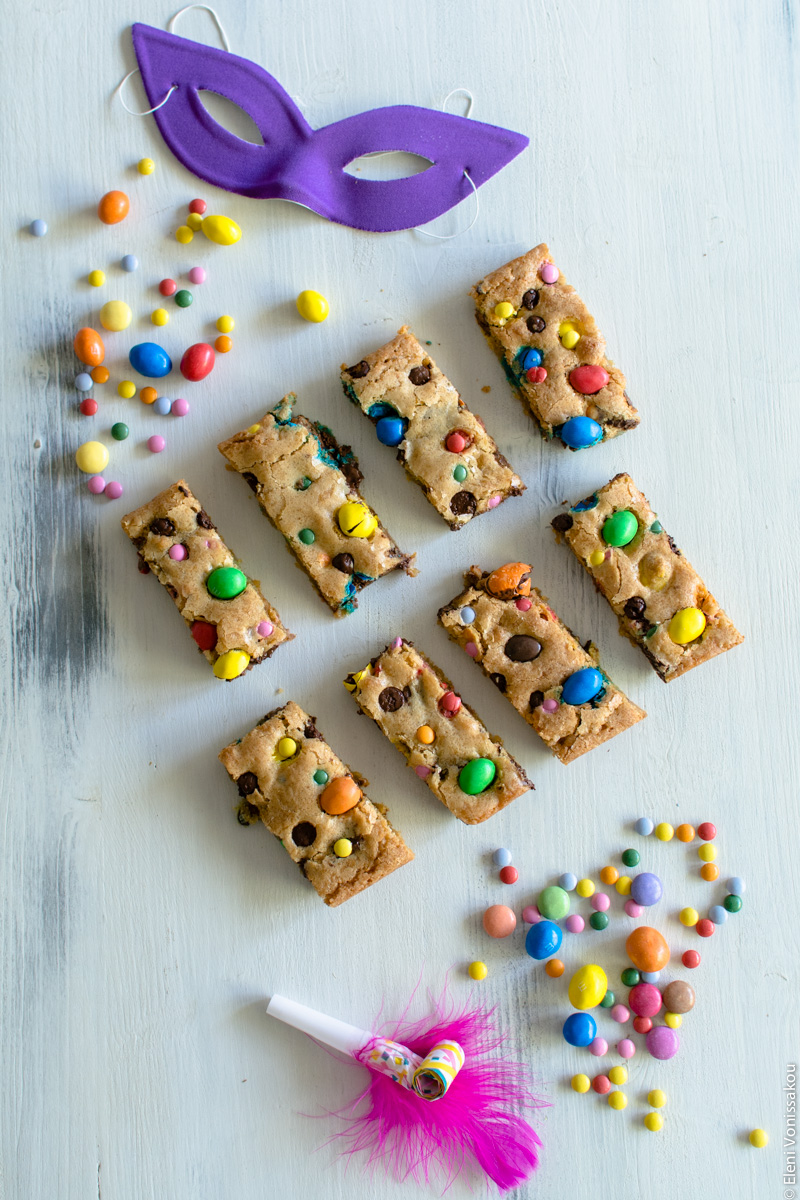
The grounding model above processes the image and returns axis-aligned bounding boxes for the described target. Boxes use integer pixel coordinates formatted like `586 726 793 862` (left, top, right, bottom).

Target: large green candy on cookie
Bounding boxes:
458 757 497 795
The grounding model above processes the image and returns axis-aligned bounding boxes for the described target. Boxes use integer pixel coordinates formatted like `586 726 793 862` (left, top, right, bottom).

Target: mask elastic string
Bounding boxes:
167 5 232 52
115 70 177 116
413 88 479 240
115 5 231 115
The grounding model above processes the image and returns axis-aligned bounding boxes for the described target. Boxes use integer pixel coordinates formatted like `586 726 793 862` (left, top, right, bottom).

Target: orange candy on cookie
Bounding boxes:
486 562 532 599
319 776 361 815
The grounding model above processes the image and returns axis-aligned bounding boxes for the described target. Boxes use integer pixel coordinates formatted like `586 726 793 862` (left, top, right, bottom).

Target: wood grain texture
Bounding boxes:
1 1 798 1197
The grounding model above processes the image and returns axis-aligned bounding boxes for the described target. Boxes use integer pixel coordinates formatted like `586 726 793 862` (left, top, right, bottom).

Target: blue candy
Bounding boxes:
129 342 173 379
560 415 603 449
630 871 663 907
709 905 728 925
558 872 578 892
727 876 745 895
121 254 139 272
29 219 47 237
460 606 476 624
641 971 660 984
376 415 406 446
635 817 655 836
517 347 543 371
561 667 603 706
525 919 563 960
154 396 172 416
367 402 399 420
493 848 512 868
563 1012 597 1047
75 373 93 392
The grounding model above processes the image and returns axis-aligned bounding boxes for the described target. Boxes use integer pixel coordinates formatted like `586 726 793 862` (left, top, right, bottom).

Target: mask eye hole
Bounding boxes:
344 151 433 181
197 90 265 146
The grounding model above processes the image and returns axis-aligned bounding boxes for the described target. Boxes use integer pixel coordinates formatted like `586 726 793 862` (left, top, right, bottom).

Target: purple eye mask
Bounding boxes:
131 23 529 233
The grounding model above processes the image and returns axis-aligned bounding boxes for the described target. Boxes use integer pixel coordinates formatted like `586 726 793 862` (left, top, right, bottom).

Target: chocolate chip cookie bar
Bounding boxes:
344 638 532 824
438 563 646 764
551 473 744 681
471 244 639 449
219 702 413 907
219 395 414 616
121 480 291 679
341 327 524 529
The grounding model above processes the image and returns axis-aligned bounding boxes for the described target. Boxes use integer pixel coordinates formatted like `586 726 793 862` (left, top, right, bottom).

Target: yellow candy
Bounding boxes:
575 878 595 898
417 725 435 744
186 212 203 231
648 1089 667 1108
296 289 330 323
608 1065 627 1085
749 1129 768 1148
589 549 606 567
558 321 580 349
175 225 194 244
654 822 674 842
99 300 132 332
137 157 155 175
247 424 261 435
668 606 706 645
608 1091 627 1111
338 501 377 538
568 964 608 1010
493 301 515 321
151 308 169 326
213 650 250 680
217 314 235 333
202 214 242 246
679 907 699 927
88 269 105 287
468 961 488 981
571 1074 591 1094
333 838 353 858
343 665 371 693
275 737 298 761
615 875 632 896
118 380 136 399
698 843 717 862
664 1012 682 1029
75 441 109 474
644 1113 663 1132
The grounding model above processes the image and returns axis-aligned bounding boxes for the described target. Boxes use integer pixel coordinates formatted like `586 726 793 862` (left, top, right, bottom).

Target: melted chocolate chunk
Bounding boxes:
150 517 175 536
489 672 507 693
551 513 573 532
292 822 317 847
408 365 431 386
346 360 370 379
667 535 682 556
196 510 214 530
527 315 546 334
341 461 363 488
242 472 259 493
505 634 542 663
378 686 405 712
450 490 477 517
237 771 259 796
529 690 545 711
521 288 540 309
136 554 150 575
623 596 647 621
237 801 259 826
332 552 354 574
303 720 323 741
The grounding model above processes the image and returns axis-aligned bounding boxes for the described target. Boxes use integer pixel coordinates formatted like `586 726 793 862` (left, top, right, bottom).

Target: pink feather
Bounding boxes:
326 997 544 1192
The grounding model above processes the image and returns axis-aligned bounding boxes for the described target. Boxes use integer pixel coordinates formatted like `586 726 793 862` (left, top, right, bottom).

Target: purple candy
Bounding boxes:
646 1025 679 1061
104 481 123 500
630 871 663 907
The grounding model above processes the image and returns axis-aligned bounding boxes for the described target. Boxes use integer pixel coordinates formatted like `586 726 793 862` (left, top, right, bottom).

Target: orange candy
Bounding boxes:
625 926 670 973
97 190 130 225
486 562 532 599
319 776 361 815
73 327 105 367
676 823 695 842
91 365 110 384
700 862 719 881
545 959 565 978
140 387 158 405
215 335 233 353
599 865 619 885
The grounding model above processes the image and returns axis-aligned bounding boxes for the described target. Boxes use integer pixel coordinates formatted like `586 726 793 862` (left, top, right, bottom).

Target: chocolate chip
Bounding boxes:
332 552 355 574
242 472 259 493
346 360 370 379
342 461 363 489
166 585 178 599
402 685 412 700
521 288 540 309
378 686 405 712
237 771 259 796
667 535 681 556
237 801 259 825
489 672 507 692
292 822 316 847
505 634 542 663
623 596 647 621
450 491 477 517
196 510 214 530
551 513 573 532
527 315 546 333
530 690 544 710
408 365 431 386
150 517 175 536
303 720 323 740
136 554 150 575
438 767 449 781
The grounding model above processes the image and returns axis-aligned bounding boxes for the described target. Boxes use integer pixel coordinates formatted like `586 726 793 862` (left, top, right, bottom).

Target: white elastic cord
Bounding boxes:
441 88 474 119
115 69 177 116
167 4 231 51
414 169 479 241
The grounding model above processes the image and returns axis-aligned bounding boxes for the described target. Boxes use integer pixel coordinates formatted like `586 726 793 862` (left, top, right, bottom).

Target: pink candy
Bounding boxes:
188 267 206 285
516 597 532 611
542 698 559 713
646 1025 679 1061
415 765 432 779
624 899 643 918
172 397 190 416
87 475 105 495
147 435 165 453
629 983 662 1018
590 892 610 912
540 262 559 284
589 1037 608 1057
465 641 478 657
439 691 461 715
257 621 273 637
104 481 123 500
487 495 501 509
522 905 541 924
168 544 187 561
610 1005 630 1024
617 1038 636 1059
565 915 584 934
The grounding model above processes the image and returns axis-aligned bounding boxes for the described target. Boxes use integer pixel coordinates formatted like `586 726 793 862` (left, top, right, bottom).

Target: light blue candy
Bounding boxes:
558 872 577 892
517 347 543 371
641 971 660 984
635 817 655 836
493 848 512 868
525 919 562 960
121 254 139 272
29 219 47 237
154 396 172 416
460 606 476 624
709 905 728 925
75 373 93 392
727 876 745 895
560 415 603 449
129 342 172 379
561 667 603 706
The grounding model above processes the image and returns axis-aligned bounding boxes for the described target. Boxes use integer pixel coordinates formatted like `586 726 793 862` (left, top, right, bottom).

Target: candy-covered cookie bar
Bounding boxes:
121 480 291 679
552 473 744 681
471 244 639 449
438 563 645 765
340 327 524 529
344 638 532 825
219 395 414 616
219 702 413 907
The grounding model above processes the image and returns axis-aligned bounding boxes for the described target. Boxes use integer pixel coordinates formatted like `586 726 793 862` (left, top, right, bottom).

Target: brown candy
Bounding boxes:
504 634 542 663
332 552 355 574
551 514 573 533
526 315 546 333
237 771 258 796
661 980 695 1014
486 562 532 600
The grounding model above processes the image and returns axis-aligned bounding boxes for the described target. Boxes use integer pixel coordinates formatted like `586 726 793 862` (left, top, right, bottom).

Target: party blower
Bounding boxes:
266 993 542 1191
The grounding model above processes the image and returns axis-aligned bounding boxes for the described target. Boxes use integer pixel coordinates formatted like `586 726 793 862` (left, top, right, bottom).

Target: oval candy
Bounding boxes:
568 364 609 395
206 566 247 600
99 300 132 332
129 342 173 379
201 214 242 245
568 964 608 1010
74 327 105 367
376 416 406 446
458 758 497 795
668 606 706 644
319 776 361 814
626 926 670 973
97 190 129 225
560 415 603 449
504 634 542 662
602 509 638 547
296 289 329 322
486 562 531 599
180 342 215 382
338 501 377 538
213 649 250 680
525 919 563 960
561 667 603 706
563 1012 597 1047
483 904 516 938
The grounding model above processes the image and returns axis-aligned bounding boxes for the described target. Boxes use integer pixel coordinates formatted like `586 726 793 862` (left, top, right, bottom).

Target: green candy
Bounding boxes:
602 509 638 547
111 422 129 441
621 848 640 868
458 757 497 795
313 769 329 785
538 885 570 920
174 289 193 308
724 894 743 913
298 528 315 544
589 912 609 931
600 990 615 1008
621 967 640 987
453 464 468 482
206 565 247 600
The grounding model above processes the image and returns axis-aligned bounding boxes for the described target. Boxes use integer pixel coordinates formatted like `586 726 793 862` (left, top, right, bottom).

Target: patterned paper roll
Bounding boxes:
363 1037 423 1089
412 1040 466 1100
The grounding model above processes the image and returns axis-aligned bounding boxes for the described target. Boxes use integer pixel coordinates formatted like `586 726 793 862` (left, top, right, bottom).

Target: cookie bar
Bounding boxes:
344 638 532 825
551 473 744 681
121 480 291 679
471 244 639 448
219 395 414 616
341 327 524 529
219 702 413 907
438 563 646 765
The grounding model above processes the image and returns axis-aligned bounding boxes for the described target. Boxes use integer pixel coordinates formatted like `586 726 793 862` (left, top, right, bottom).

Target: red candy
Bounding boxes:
445 430 471 453
190 620 218 651
80 398 98 416
568 364 609 395
438 690 462 717
188 198 207 214
592 1074 611 1095
629 983 662 1018
181 342 216 382
159 278 178 297
683 950 701 969
526 366 547 384
633 1015 653 1035
499 866 518 885
696 919 714 938
697 822 716 840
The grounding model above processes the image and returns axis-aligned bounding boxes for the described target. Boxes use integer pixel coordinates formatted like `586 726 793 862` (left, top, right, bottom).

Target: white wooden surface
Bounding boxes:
2 2 798 1197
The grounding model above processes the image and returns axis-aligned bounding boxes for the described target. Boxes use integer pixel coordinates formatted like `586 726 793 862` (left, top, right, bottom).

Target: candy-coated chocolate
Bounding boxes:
558 320 580 349
296 289 329 322
635 817 655 836
468 961 488 981
453 465 468 483
486 562 531 599
188 267 206 284
74 327 105 367
562 1012 596 1047
79 398 98 416
337 500 377 538
644 1113 663 1132
599 866 618 886
526 366 547 383
91 367 109 385
621 968 640 987
646 1026 679 1061
559 872 578 891
522 905 541 924
189 198 207 215
213 649 250 679
517 347 542 371
438 691 461 716
668 606 706 644
589 1037 608 1056
727 876 745 895
662 981 694 1014
641 971 660 984
160 279 178 297
445 430 468 453
417 725 435 745
576 878 595 898
538 885 570 920
100 300 133 332
492 847 512 868
654 822 674 842
88 269 105 287
458 757 497 795
176 226 194 243
540 262 559 284
201 214 242 245
141 387 158 406
568 963 608 1010
215 336 233 353
625 900 643 918
589 912 608 931
571 1073 590 1093
147 435 165 453
97 190 129 224
297 528 315 545
697 821 717 840
493 300 515 320
648 1088 667 1108
560 414 603 449
216 314 234 333
526 919 563 960
87 476 105 495
333 838 352 857
105 481 123 500
676 823 695 842
629 983 662 1018
600 991 615 1008
608 1091 627 1111
175 289 193 308
709 904 727 924
602 509 638 547
206 566 247 600
724 893 743 913
376 416 406 446
190 621 217 651
460 606 476 625
75 441 109 474
626 926 670 972
499 865 518 884
565 914 585 933
621 848 640 868
138 157 154 174
545 959 565 978
749 1129 768 1148
615 875 632 895
75 373 93 391
591 892 610 912
680 907 699 927
154 396 172 415
561 667 603 705
608 1065 627 1086
633 1016 652 1035
483 904 516 938
682 950 701 969
320 776 361 815
186 215 203 230
698 843 717 864
568 364 609 395
152 308 169 326
180 342 215 382
130 342 172 378
618 1038 636 1059
172 398 190 417
631 871 662 907
275 737 298 761
167 545 186 562
610 1004 629 1023
29 219 47 236
312 769 329 785
696 917 715 938
118 380 136 399
592 1074 611 1095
